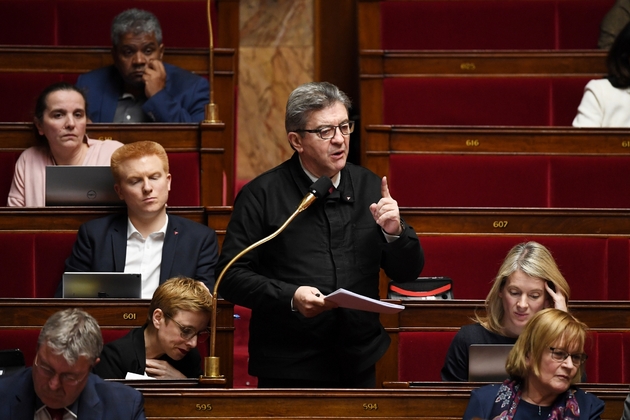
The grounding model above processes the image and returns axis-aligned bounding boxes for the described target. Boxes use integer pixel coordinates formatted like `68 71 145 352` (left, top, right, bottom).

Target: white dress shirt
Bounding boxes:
124 215 168 298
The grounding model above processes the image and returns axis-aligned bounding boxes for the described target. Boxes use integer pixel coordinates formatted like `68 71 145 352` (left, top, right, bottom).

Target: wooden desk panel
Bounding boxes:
361 50 607 77
364 125 630 178
134 386 626 420
399 208 630 237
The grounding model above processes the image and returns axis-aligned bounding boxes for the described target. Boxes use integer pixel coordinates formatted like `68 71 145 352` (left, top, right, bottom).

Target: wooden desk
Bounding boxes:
133 385 627 419
364 125 630 178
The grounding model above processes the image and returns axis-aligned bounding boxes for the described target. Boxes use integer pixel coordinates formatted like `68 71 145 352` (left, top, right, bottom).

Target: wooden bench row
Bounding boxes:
132 384 628 420
0 298 235 387
0 122 233 206
377 300 630 385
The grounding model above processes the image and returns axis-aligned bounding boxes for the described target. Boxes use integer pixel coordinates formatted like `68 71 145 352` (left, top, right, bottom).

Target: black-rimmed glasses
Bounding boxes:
549 347 588 366
296 121 355 140
165 313 211 342
34 354 89 386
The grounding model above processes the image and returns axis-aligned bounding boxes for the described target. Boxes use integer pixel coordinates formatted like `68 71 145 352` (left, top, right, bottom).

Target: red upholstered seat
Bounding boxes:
398 331 456 381
34 233 78 298
383 78 552 126
233 305 257 388
419 236 619 300
0 74 65 122
166 152 201 206
550 156 630 209
380 1 556 50
556 1 614 50
388 154 549 208
585 331 630 383
382 77 593 127
0 152 21 206
0 234 37 298
0 1 56 45
56 1 212 48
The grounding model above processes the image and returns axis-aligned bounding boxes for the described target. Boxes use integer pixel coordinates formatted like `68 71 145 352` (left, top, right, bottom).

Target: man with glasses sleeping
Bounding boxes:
93 277 212 379
0 308 145 419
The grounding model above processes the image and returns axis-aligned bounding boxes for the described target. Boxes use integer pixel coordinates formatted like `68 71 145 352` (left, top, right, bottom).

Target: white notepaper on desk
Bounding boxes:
324 288 404 314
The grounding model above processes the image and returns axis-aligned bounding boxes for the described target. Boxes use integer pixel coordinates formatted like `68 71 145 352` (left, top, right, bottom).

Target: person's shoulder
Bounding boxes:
16 145 49 162
164 62 206 82
91 372 142 396
168 214 212 230
586 78 614 91
76 65 117 83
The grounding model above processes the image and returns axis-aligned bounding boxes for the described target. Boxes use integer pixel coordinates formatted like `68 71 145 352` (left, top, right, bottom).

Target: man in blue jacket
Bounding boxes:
0 308 146 419
76 8 208 123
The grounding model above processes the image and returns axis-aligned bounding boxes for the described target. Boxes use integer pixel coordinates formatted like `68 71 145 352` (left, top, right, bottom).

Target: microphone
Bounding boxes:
203 176 333 379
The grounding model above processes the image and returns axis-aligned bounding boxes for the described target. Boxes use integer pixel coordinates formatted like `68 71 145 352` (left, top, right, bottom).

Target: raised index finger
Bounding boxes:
381 176 391 198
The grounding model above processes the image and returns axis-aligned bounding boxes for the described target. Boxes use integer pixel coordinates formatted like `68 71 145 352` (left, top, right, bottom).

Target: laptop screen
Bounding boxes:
62 272 142 298
468 343 514 382
45 166 122 206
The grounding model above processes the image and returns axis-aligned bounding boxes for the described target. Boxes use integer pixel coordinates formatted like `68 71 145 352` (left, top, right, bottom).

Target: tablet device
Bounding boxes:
468 343 513 382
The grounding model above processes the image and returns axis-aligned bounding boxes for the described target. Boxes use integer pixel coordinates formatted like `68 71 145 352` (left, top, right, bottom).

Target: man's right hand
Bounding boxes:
292 286 337 318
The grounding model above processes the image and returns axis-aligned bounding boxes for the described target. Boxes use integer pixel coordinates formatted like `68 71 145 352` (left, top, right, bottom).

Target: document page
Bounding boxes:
324 288 404 314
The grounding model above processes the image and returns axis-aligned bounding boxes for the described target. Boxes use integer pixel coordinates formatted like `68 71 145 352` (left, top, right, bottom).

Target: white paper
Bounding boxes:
324 288 404 314
125 371 155 380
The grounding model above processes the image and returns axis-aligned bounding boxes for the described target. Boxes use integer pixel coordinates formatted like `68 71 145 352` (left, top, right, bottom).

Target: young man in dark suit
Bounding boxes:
58 141 218 298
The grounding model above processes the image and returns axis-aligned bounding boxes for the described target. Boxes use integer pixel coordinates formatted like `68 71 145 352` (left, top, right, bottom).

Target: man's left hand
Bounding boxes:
369 176 403 236
143 59 167 98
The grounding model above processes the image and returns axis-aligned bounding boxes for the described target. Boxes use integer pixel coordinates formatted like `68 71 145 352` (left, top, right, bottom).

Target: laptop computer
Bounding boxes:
45 166 122 206
468 343 514 382
62 272 142 298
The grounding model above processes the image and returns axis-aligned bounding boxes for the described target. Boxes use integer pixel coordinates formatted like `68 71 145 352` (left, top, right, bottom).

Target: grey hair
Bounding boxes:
37 308 103 365
111 8 163 47
285 82 351 134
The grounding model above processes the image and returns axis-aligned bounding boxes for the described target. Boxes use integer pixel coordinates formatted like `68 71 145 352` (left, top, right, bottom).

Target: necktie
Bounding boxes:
46 406 66 420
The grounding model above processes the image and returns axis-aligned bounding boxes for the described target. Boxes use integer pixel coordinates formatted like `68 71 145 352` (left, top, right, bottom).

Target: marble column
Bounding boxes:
237 0 314 186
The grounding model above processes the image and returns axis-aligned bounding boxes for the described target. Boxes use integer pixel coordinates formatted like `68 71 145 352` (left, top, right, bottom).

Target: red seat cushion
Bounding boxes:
0 1 56 45
389 154 549 207
381 1 556 50
556 1 616 49
398 331 456 381
383 78 552 126
550 156 630 208
166 152 200 206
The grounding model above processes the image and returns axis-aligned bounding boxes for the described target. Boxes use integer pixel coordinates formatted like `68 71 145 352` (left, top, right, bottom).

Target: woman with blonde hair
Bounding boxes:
463 308 604 419
441 241 570 381
93 276 212 379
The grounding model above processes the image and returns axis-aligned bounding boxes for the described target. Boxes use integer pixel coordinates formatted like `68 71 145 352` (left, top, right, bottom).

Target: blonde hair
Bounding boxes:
147 277 213 324
110 140 169 183
476 241 570 334
506 308 587 386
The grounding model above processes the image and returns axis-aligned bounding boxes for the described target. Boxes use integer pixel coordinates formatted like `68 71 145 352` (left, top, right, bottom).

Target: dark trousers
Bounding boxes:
257 365 376 389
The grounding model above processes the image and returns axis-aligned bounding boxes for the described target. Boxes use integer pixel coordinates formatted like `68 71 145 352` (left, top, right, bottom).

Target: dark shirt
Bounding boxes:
93 324 202 379
217 153 424 382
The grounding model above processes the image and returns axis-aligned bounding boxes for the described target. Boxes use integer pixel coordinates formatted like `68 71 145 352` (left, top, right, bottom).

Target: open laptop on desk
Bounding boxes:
468 344 513 382
62 272 142 298
46 166 122 206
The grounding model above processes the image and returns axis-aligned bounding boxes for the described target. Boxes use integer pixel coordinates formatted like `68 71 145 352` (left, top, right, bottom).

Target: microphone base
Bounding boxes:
202 356 223 378
204 103 221 123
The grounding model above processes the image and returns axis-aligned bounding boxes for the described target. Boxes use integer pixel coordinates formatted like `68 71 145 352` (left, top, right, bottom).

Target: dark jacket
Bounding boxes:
218 152 424 381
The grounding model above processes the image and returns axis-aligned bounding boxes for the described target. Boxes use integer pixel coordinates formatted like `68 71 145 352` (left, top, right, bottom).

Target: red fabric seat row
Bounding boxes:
0 151 200 207
418 235 630 300
389 154 630 209
379 0 614 50
0 0 215 48
398 330 630 383
382 77 590 127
